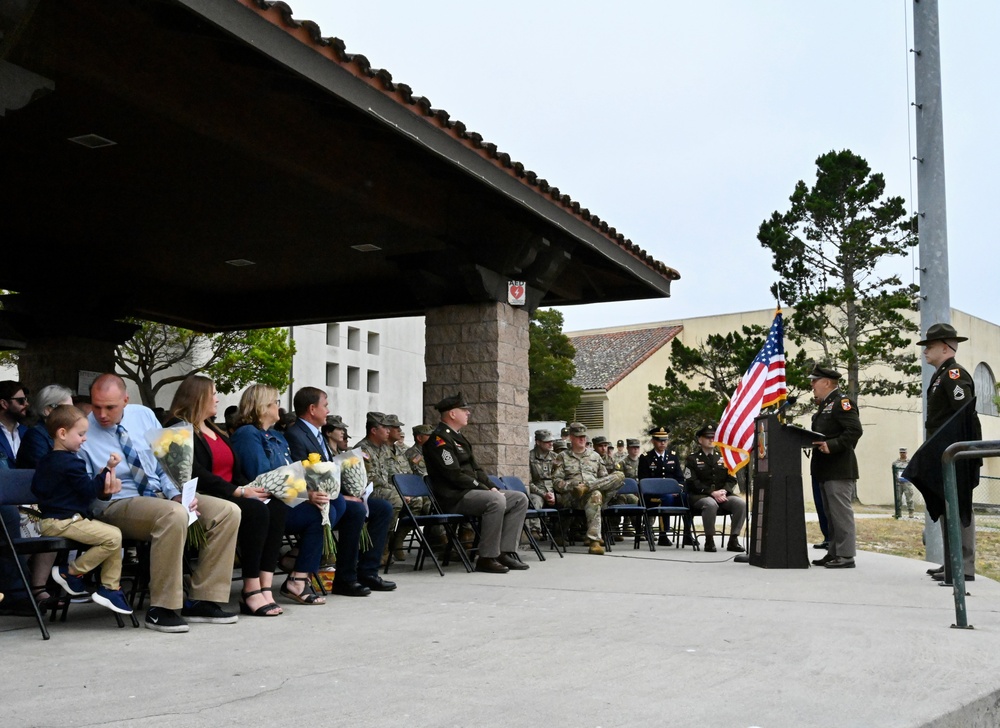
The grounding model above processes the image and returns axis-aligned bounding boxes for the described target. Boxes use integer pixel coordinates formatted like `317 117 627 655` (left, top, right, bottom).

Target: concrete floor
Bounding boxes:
3 541 999 728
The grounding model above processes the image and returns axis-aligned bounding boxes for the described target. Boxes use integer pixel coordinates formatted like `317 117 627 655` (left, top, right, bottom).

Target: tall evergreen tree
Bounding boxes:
528 309 581 421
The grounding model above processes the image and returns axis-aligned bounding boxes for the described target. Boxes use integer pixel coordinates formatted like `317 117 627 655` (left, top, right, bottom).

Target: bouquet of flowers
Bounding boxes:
246 462 308 506
333 448 373 551
302 453 341 557
146 423 206 549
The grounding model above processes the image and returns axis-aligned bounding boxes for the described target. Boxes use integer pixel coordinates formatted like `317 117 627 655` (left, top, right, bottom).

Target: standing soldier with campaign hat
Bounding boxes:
551 423 626 555
808 364 863 569
916 323 979 583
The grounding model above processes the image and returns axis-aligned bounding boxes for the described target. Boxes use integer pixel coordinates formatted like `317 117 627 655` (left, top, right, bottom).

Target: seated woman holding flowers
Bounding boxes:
166 375 286 616
230 384 330 606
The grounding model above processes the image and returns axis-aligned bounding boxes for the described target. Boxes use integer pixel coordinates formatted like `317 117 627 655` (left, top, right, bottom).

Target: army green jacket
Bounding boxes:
810 388 862 481
422 422 492 511
528 445 555 496
926 357 975 437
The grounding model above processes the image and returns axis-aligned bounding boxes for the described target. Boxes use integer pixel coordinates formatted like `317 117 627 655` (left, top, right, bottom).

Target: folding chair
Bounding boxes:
387 474 474 576
499 475 564 560
601 478 650 552
0 468 138 639
637 478 695 552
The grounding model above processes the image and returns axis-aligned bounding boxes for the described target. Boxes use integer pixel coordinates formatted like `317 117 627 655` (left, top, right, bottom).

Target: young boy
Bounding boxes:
31 405 131 614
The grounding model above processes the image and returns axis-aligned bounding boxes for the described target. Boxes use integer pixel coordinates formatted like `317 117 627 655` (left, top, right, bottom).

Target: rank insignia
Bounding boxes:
442 450 455 465
948 368 961 380
841 399 852 411
953 385 965 400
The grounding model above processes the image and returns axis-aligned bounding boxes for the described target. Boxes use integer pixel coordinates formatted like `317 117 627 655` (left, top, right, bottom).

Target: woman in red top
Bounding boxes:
167 375 286 617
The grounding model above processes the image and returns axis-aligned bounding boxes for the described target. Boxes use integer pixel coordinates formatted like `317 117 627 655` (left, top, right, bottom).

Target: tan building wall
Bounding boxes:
570 307 1000 507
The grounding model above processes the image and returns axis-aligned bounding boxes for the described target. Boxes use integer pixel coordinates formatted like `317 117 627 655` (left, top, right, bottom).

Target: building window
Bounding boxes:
367 331 380 356
974 362 998 417
367 369 380 393
347 366 360 391
347 327 361 351
326 323 340 347
326 362 339 388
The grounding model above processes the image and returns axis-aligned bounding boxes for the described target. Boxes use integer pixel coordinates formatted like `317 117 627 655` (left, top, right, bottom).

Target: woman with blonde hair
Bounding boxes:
230 384 329 606
166 375 284 616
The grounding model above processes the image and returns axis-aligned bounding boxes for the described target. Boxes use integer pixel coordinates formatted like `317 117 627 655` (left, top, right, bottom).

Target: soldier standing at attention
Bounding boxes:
917 323 980 583
684 423 746 553
422 393 528 574
892 447 915 519
808 365 863 570
551 423 626 555
638 426 685 546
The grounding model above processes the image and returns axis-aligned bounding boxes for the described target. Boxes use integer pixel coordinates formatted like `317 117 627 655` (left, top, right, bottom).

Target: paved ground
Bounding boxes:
3 540 1000 728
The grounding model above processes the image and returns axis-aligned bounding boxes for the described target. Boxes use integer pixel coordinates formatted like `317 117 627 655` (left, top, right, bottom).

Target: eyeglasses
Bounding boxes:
6 397 27 405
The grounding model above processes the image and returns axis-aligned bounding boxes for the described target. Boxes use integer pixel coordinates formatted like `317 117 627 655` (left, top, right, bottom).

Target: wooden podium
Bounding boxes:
748 414 815 569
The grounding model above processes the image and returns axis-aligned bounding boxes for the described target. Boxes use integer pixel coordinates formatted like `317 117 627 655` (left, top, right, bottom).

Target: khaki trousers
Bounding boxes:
39 516 123 589
98 495 240 610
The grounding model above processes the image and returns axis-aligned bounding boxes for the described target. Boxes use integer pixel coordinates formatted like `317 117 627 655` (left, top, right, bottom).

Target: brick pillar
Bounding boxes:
424 301 530 483
17 336 117 397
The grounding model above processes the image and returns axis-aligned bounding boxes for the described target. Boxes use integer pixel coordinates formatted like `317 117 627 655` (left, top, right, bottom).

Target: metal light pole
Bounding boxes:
913 0 948 564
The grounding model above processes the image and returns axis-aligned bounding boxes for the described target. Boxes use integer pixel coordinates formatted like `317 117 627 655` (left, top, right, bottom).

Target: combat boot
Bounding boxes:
703 532 717 552
588 539 605 555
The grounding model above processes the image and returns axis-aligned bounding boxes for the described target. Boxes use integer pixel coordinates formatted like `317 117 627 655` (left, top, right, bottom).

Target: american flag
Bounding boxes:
714 310 788 474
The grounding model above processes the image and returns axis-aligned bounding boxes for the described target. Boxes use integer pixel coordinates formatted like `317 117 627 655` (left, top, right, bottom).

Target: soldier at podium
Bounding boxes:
808 365 863 569
684 423 746 552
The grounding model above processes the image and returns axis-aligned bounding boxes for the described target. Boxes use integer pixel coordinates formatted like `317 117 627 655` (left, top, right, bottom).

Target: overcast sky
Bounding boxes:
286 1 997 334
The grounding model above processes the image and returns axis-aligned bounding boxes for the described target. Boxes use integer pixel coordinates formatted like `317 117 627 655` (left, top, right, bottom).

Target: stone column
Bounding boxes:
16 336 118 397
424 301 530 483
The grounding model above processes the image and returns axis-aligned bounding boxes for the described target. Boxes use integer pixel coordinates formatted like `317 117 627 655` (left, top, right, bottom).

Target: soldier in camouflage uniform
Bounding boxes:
552 423 626 555
383 414 433 559
405 424 434 476
528 429 559 510
354 412 406 563
594 436 638 540
613 439 627 464
620 438 641 480
892 447 915 519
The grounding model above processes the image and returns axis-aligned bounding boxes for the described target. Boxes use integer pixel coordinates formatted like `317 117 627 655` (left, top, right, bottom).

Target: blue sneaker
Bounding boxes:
51 566 88 596
92 587 133 615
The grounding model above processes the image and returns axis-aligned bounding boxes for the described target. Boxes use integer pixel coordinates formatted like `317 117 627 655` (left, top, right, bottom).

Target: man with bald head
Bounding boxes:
80 374 240 633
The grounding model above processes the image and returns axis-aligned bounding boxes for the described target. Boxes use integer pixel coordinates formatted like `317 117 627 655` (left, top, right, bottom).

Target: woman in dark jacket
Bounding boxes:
166 375 286 616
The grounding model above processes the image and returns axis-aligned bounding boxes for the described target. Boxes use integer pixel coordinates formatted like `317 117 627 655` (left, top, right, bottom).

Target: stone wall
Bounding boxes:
424 301 530 482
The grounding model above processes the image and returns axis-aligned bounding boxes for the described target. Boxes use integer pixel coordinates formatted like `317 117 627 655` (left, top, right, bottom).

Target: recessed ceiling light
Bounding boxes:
351 244 382 252
225 258 256 267
68 134 116 148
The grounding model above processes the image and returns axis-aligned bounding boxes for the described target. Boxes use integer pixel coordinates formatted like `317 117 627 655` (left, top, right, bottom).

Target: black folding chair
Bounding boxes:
637 478 695 552
0 468 138 638
499 475 564 560
387 474 474 576
601 478 650 552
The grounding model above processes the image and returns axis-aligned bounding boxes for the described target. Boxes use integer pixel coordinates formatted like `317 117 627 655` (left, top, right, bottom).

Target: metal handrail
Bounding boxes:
941 440 1000 629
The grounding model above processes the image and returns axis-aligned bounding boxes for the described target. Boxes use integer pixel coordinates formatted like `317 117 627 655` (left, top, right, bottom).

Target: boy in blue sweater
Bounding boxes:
31 405 131 614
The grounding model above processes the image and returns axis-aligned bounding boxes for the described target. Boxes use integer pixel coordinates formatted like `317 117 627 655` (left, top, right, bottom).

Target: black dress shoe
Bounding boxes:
932 572 974 582
498 553 529 570
813 541 829 550
330 580 371 597
726 539 745 553
475 557 509 574
812 554 834 566
703 539 717 553
657 533 672 546
823 557 855 569
927 565 944 576
359 574 397 591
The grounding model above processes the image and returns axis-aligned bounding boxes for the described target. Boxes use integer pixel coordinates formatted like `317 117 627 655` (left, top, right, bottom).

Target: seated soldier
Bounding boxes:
551 423 625 555
684 423 746 553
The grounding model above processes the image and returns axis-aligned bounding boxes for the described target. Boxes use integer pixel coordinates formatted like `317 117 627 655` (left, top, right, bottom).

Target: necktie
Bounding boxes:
316 431 329 461
117 424 151 496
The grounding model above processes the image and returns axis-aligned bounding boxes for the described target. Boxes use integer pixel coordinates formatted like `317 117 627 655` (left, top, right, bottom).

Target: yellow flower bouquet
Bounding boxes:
302 453 341 557
246 463 308 506
144 423 207 549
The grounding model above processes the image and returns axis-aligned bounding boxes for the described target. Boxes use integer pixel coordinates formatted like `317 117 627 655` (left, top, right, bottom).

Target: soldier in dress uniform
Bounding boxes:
917 323 980 583
808 365 863 569
638 426 686 546
684 423 746 552
422 393 528 574
551 423 626 555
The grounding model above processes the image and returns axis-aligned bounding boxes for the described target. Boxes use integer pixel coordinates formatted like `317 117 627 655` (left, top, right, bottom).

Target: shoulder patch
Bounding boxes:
948 368 961 380
841 399 852 411
953 385 966 401
434 436 447 447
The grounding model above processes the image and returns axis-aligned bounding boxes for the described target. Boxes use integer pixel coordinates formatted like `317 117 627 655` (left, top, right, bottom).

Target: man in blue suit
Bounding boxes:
285 386 396 597
0 381 30 466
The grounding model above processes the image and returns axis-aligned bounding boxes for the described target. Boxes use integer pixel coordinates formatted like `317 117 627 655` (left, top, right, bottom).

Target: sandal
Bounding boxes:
32 585 59 611
239 589 282 617
279 576 325 605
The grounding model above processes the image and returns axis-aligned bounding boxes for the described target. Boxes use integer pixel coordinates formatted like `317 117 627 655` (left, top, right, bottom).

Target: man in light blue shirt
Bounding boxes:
79 374 240 633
